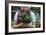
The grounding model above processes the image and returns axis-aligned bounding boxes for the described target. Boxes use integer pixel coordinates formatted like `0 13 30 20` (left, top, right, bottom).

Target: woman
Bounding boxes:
13 6 36 28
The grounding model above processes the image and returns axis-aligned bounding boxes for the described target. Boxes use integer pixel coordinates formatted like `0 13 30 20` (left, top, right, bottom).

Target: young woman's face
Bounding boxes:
21 6 29 12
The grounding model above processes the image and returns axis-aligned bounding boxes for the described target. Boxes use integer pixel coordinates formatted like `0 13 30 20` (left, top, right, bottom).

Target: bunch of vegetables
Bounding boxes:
21 13 32 23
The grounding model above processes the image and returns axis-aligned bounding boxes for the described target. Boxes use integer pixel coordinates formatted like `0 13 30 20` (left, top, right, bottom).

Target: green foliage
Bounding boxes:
21 13 32 23
11 6 20 10
35 17 40 28
35 21 40 28
11 12 16 21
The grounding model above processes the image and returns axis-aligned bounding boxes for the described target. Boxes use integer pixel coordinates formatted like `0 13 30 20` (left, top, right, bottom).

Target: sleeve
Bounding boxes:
14 11 19 24
30 11 36 25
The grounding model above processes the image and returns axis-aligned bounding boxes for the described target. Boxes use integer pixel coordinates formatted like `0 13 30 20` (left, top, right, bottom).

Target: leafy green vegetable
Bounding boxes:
21 13 32 23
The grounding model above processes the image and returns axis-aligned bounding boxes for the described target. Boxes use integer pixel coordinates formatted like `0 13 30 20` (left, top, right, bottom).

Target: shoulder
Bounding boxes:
16 11 19 13
30 11 35 16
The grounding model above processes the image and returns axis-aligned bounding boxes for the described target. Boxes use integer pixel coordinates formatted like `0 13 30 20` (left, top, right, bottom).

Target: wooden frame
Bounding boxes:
5 0 45 34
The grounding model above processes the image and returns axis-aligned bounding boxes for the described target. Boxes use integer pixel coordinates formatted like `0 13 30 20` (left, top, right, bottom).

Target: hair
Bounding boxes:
19 9 31 16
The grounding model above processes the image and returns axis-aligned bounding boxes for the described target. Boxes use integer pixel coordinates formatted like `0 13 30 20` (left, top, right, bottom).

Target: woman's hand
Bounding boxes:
13 23 24 28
